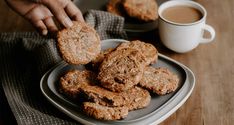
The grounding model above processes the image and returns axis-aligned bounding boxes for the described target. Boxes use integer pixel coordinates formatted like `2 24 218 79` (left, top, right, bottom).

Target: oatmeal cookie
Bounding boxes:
60 70 150 109
123 0 158 22
79 84 125 107
89 48 115 71
59 70 97 99
57 21 101 65
119 86 151 110
98 48 146 92
81 85 151 110
83 102 128 120
139 67 179 95
107 0 126 16
117 40 158 65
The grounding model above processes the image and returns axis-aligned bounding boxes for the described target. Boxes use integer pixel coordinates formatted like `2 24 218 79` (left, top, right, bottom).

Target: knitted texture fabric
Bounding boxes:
0 10 126 125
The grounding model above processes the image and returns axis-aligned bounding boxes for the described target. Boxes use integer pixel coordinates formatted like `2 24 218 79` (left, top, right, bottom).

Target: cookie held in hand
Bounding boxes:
57 21 101 65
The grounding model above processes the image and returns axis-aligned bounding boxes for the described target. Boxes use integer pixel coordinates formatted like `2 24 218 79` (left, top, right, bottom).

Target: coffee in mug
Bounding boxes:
162 6 203 24
158 1 215 53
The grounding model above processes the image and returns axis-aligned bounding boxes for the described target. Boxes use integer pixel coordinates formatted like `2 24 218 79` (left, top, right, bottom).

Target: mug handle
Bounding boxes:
200 24 216 44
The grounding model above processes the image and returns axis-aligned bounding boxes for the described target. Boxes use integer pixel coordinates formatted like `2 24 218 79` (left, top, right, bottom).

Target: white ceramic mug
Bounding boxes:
158 0 215 53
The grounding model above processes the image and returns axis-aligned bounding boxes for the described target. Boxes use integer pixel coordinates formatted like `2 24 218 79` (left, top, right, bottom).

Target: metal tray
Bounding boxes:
40 39 195 125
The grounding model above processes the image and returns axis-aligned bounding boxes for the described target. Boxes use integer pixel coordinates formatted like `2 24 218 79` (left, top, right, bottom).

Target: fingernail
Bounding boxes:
64 17 73 28
42 30 48 35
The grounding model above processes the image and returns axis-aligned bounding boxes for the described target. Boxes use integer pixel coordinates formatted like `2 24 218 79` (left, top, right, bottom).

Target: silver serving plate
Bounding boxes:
40 39 195 125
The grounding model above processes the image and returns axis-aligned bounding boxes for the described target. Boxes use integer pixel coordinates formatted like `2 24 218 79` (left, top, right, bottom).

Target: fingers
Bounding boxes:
24 4 57 35
33 20 48 35
25 4 53 22
41 0 73 28
31 17 58 35
40 0 84 28
21 0 84 35
43 17 58 32
65 1 84 22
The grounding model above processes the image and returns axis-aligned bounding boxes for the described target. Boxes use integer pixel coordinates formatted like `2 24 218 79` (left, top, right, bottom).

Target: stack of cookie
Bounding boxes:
60 70 151 120
107 0 158 22
95 40 179 96
57 21 179 120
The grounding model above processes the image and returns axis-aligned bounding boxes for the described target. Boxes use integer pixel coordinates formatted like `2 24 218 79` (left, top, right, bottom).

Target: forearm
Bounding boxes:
5 0 37 16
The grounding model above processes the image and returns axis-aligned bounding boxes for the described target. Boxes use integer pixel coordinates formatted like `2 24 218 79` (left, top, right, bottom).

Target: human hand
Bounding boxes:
5 0 84 35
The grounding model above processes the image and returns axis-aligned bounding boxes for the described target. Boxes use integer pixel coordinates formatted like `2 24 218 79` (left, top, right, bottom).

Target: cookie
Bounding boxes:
59 70 98 99
89 48 115 71
106 0 126 16
79 84 125 107
57 21 101 65
82 88 150 121
98 48 146 92
123 0 158 22
139 67 179 95
60 70 150 109
119 86 151 110
81 85 150 110
83 102 128 120
117 40 158 65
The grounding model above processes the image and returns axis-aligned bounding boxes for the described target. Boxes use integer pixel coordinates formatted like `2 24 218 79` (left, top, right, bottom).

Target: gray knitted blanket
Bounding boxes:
0 10 127 125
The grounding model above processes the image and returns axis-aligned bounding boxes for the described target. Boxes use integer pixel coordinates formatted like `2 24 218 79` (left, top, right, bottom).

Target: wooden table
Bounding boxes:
0 0 233 125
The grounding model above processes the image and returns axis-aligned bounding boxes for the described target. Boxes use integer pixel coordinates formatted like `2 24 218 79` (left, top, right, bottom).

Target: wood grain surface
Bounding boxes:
0 0 234 125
